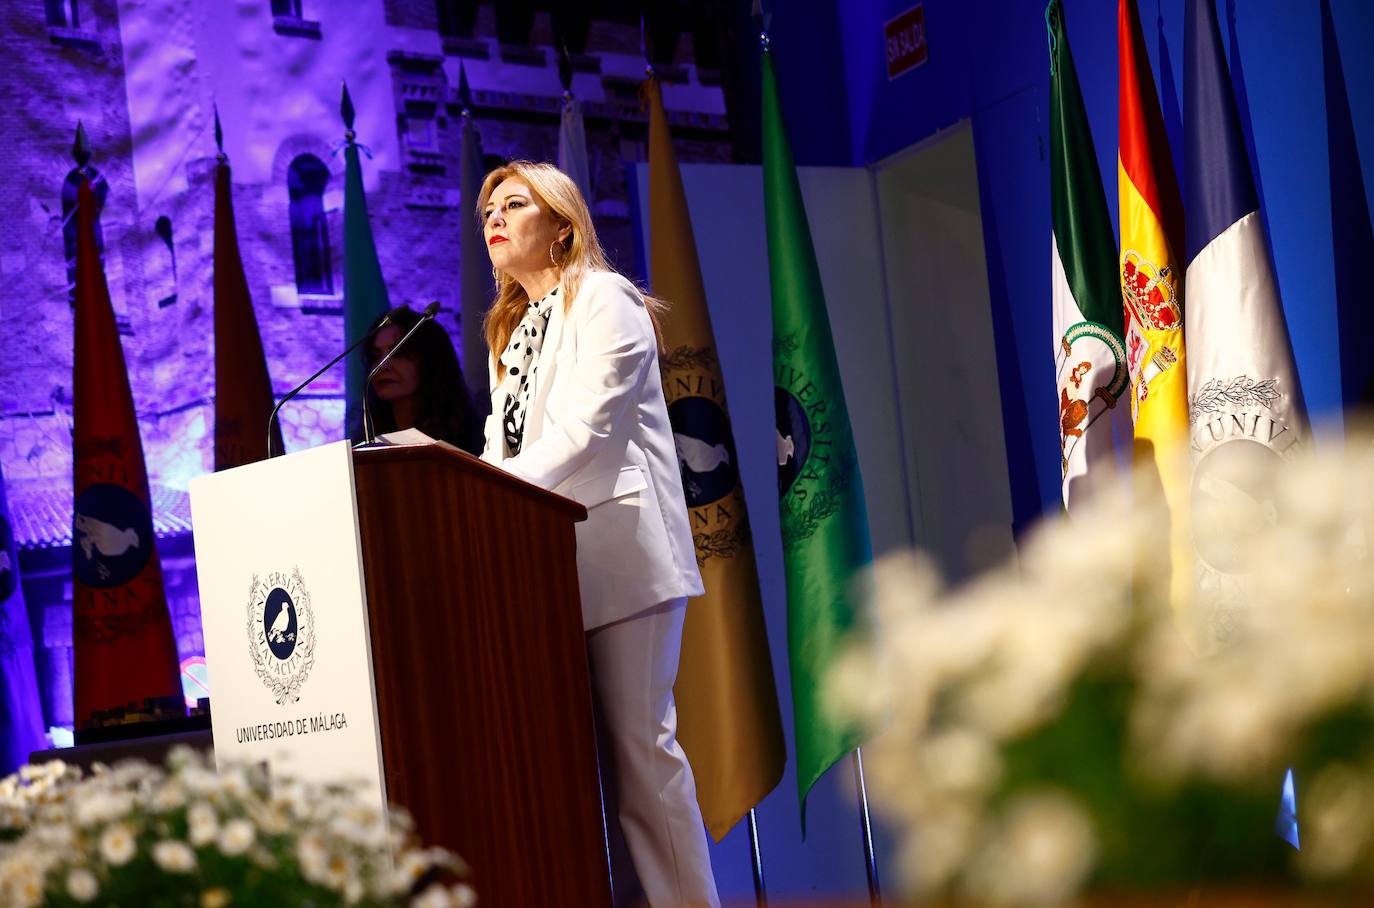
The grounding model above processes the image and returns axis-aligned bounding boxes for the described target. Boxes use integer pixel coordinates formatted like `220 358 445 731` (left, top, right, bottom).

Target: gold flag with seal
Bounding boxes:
645 75 786 841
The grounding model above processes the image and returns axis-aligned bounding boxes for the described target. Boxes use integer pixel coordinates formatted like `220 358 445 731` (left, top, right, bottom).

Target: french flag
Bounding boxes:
1183 0 1307 464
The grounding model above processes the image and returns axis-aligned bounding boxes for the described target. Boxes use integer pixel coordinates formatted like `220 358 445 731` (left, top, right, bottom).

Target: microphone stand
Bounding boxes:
266 312 394 458
360 301 441 446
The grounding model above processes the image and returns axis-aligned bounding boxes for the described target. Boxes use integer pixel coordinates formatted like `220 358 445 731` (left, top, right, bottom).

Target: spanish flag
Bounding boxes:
1119 0 1192 618
646 75 786 840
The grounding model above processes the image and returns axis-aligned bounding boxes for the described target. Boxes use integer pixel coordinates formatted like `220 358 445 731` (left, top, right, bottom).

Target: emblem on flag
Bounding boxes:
774 334 859 546
1056 322 1127 478
246 568 316 705
663 346 751 564
73 483 154 588
1121 250 1181 419
1121 251 1180 331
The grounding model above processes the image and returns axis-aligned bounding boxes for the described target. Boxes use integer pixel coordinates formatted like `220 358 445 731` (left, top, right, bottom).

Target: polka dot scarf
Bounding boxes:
500 286 557 457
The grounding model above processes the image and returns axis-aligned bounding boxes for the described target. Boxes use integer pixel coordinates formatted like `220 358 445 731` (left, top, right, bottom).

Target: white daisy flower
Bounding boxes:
66 867 99 903
187 801 218 846
99 822 137 866
217 818 255 857
411 883 455 908
153 839 198 874
73 790 133 827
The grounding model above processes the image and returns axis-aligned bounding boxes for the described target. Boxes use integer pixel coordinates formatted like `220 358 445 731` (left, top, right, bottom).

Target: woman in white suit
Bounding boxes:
476 160 719 908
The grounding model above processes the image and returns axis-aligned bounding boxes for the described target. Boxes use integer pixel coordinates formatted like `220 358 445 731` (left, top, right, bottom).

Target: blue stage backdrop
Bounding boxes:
766 0 1374 529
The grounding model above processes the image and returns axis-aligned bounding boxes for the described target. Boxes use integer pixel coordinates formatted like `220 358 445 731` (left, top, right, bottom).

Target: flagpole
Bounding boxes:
852 748 882 904
746 807 768 906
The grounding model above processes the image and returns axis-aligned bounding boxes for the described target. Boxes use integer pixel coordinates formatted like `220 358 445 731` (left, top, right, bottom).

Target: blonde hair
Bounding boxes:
477 161 664 373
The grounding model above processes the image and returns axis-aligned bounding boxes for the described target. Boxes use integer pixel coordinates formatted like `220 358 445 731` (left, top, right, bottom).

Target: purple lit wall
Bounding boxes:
0 0 730 737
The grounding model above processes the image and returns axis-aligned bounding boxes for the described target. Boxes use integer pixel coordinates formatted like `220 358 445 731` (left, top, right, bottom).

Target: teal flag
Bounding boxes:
342 107 390 440
762 50 872 826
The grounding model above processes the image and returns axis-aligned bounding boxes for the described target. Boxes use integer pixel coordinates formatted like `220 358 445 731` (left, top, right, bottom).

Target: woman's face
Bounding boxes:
482 178 568 276
369 325 420 402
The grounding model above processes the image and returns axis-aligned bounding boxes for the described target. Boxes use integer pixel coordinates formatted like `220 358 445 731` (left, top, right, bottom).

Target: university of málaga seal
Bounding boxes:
246 568 316 704
773 333 858 545
662 345 750 563
1189 375 1300 574
1188 375 1302 647
72 483 155 588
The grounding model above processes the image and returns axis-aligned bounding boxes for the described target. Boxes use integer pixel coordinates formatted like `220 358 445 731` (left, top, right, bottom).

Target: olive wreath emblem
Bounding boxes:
693 515 753 566
780 450 859 545
1188 375 1281 424
662 345 719 372
245 567 317 705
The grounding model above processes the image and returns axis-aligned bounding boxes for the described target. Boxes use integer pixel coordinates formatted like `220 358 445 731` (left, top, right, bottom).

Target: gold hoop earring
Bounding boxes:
549 241 561 268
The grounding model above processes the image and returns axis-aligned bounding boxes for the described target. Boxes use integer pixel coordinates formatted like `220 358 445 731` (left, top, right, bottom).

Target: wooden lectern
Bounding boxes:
190 441 609 906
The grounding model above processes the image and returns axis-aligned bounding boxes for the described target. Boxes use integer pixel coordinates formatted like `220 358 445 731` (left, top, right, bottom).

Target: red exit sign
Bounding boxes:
884 4 928 81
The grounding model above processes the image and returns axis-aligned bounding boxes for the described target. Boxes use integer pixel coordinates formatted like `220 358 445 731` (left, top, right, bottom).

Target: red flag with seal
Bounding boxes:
72 176 180 729
214 155 281 468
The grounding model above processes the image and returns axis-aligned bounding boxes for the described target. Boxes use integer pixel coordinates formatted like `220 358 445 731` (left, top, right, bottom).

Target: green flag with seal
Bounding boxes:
762 48 873 825
341 82 391 440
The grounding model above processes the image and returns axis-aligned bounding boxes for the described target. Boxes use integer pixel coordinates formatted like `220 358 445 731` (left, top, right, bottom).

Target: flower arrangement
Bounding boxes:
0 747 474 907
828 430 1374 905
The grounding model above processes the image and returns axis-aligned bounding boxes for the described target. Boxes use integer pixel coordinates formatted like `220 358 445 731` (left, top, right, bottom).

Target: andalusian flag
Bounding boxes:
1184 0 1306 642
1119 0 1192 611
646 74 785 841
1048 0 1128 508
341 83 391 440
763 49 872 824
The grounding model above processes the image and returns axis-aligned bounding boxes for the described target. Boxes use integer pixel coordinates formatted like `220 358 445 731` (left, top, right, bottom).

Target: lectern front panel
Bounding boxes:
189 440 387 816
352 445 609 907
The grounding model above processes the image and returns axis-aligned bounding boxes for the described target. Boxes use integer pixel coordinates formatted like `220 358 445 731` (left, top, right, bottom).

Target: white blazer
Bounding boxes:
481 270 704 629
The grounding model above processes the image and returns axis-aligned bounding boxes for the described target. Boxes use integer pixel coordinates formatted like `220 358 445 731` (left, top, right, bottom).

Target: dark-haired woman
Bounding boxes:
359 306 483 454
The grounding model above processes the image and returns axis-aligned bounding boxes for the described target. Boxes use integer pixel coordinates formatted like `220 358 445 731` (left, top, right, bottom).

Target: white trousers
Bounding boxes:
586 599 721 908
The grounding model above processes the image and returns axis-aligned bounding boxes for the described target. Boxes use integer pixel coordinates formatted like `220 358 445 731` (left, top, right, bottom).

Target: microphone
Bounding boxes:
360 301 441 446
266 310 396 458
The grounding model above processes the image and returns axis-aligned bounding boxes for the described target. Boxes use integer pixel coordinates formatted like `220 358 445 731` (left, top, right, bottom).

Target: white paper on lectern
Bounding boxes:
374 427 436 446
189 441 386 816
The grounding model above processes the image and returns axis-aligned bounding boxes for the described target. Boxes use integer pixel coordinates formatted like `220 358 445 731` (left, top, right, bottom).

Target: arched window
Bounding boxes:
153 214 177 307
287 154 332 295
62 166 107 303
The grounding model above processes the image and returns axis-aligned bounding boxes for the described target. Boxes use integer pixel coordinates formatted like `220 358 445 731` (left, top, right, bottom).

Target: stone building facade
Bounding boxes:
0 0 731 731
